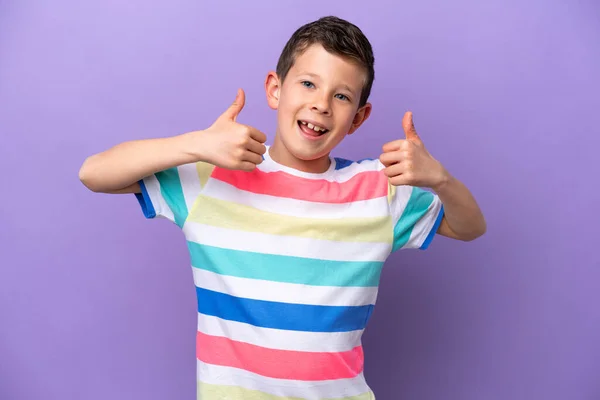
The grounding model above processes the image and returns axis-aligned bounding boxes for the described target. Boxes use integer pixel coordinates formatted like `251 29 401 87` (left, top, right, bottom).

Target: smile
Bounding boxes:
298 120 329 137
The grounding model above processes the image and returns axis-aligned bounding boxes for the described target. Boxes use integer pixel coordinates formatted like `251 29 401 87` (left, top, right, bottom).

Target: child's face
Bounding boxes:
266 44 372 170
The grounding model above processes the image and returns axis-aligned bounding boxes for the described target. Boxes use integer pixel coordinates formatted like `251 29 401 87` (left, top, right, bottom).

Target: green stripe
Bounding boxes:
187 241 383 288
393 187 435 251
155 168 188 228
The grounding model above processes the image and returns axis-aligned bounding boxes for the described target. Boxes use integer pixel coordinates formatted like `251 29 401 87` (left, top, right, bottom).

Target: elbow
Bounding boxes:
477 216 487 238
440 213 486 242
462 218 487 242
78 156 102 193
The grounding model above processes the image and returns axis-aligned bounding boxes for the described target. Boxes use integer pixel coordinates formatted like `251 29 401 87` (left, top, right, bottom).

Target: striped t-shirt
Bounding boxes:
135 148 444 400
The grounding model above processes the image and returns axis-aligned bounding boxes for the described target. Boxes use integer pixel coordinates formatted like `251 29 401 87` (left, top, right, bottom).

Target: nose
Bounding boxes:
311 93 331 115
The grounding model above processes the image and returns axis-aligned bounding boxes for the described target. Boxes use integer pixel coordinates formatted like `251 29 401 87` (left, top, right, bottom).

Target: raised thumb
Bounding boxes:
402 111 421 142
222 88 245 122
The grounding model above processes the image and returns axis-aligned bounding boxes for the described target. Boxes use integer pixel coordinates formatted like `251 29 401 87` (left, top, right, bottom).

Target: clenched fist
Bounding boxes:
379 112 449 190
191 89 267 171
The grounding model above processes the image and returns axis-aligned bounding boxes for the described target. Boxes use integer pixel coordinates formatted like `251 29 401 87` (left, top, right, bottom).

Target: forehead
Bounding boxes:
289 44 366 89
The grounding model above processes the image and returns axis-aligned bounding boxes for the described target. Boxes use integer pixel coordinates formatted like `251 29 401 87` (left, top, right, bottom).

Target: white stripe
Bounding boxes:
197 361 371 399
183 221 391 262
259 151 382 183
203 178 390 219
177 163 202 214
193 269 378 306
197 314 363 352
390 185 413 226
143 174 175 222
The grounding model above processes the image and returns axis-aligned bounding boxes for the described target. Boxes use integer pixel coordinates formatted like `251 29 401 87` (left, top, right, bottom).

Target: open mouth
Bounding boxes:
298 120 329 137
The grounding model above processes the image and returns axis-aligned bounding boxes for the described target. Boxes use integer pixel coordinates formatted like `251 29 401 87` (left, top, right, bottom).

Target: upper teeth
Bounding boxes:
302 121 325 132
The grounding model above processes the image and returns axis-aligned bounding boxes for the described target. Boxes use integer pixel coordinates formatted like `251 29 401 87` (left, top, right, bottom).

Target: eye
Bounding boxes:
335 93 350 102
301 81 315 88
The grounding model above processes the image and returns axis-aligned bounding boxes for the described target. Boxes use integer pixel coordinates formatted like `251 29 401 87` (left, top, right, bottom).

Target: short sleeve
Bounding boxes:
388 182 445 251
135 162 212 228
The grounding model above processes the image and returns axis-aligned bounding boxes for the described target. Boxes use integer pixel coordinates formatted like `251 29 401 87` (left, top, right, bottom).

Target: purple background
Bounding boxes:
1 1 599 399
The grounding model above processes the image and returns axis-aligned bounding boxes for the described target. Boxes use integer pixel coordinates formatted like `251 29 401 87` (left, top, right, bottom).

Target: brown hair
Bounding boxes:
276 16 375 107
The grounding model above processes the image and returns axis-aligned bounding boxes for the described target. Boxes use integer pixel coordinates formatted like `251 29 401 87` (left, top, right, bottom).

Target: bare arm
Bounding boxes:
79 134 199 193
433 175 486 241
380 111 486 242
78 89 267 194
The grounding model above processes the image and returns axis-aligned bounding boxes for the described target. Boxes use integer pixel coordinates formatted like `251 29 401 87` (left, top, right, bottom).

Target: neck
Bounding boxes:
269 136 331 174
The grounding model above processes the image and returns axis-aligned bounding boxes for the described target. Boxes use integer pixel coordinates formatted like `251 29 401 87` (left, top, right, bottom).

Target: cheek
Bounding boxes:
334 109 356 130
279 89 301 112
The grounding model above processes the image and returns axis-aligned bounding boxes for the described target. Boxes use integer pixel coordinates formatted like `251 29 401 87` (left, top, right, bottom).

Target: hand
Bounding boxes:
191 89 267 171
379 112 449 191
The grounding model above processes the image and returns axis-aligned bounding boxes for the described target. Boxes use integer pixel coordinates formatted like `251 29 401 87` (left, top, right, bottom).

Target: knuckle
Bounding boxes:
237 135 249 147
233 147 245 159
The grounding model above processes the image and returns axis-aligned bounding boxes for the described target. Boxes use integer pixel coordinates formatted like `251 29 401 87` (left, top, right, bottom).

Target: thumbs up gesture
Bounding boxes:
195 89 267 171
379 112 448 190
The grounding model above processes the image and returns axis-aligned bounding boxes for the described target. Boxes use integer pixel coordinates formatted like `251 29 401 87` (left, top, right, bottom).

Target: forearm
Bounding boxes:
433 174 486 241
79 132 200 193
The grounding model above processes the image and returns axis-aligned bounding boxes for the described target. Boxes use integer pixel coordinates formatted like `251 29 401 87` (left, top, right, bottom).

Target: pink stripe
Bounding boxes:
211 167 388 203
196 331 364 381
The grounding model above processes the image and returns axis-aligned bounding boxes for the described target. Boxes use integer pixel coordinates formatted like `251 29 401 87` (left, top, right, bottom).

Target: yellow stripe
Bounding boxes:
198 382 375 400
187 162 216 224
188 195 392 243
387 181 395 205
196 162 215 189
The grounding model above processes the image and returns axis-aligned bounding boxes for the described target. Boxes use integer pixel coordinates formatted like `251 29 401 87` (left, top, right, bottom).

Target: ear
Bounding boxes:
265 71 281 110
348 102 372 135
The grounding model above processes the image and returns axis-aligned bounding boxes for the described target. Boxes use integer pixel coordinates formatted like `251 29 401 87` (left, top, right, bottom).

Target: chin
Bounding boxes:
288 136 333 160
294 149 327 161
280 142 320 161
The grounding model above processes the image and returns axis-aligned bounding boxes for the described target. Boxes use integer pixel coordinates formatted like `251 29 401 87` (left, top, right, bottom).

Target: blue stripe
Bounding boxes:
196 287 373 332
334 157 376 170
135 179 156 218
420 205 444 250
334 157 354 170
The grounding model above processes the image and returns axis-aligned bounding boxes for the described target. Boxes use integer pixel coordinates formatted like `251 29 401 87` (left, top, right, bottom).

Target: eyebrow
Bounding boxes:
299 72 357 95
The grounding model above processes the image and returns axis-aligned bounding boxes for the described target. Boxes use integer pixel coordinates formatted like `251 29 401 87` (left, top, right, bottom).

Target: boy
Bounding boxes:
80 16 485 400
